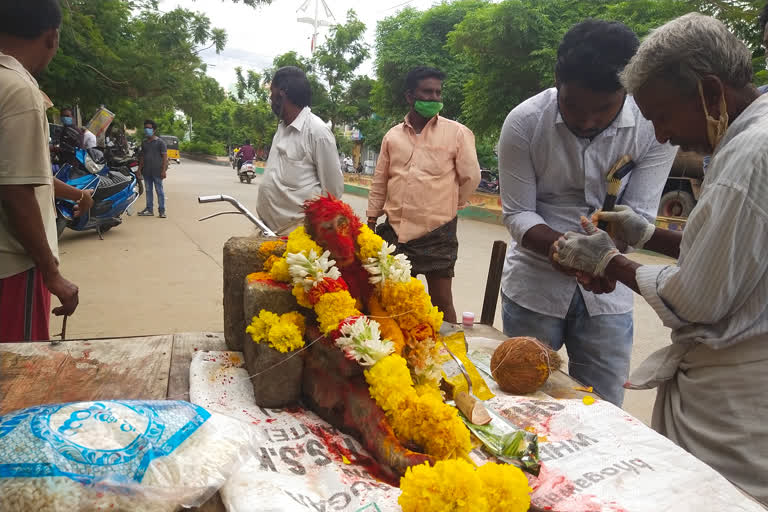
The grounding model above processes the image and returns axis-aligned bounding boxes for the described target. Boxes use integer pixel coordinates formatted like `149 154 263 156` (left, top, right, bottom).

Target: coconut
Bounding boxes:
490 337 562 394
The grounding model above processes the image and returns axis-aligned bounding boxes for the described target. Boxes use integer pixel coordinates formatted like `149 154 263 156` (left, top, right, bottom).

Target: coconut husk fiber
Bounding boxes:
490 337 562 394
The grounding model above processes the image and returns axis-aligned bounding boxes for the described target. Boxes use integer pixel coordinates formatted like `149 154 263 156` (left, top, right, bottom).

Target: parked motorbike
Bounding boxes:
54 147 140 239
477 170 499 194
238 160 256 184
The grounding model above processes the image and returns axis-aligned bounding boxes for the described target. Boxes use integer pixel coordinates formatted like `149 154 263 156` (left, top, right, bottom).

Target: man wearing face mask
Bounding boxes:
137 119 168 218
59 107 96 149
366 66 481 324
0 0 83 341
497 20 676 406
256 66 342 235
553 14 768 503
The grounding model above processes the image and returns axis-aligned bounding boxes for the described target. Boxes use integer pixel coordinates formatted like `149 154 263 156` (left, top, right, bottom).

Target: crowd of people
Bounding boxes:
1 0 767 503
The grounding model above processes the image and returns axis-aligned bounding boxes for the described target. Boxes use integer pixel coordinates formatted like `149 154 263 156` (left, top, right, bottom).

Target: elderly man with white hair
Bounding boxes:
553 13 768 504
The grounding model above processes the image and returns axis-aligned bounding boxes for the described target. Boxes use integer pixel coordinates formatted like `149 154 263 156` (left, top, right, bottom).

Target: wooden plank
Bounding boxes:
464 323 598 401
167 333 228 512
0 335 173 415
166 332 227 402
480 240 507 325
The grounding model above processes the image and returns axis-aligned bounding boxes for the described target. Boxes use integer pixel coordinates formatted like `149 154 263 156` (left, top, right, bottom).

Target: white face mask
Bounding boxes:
697 81 728 149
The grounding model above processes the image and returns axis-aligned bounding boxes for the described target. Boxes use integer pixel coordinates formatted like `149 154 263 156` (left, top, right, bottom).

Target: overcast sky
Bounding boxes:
159 0 440 90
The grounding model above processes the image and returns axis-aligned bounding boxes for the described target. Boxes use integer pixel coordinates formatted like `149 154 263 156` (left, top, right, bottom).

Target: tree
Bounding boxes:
447 0 698 136
371 1 487 121
40 1 227 130
312 9 370 129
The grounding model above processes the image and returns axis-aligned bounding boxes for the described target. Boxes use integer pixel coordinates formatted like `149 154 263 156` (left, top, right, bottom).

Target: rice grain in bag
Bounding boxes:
0 400 254 511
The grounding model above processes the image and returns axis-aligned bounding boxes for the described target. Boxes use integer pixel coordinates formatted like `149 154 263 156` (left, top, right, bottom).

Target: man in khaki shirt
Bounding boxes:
367 66 481 323
0 0 81 341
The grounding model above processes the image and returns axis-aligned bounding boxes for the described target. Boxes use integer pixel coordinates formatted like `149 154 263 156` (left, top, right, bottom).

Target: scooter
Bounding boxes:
54 148 140 239
238 160 256 184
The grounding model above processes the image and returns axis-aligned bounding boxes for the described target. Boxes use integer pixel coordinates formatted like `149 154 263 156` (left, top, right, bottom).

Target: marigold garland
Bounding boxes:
398 460 532 512
269 258 291 282
356 225 383 262
258 240 286 259
365 354 471 460
314 291 360 335
251 206 477 468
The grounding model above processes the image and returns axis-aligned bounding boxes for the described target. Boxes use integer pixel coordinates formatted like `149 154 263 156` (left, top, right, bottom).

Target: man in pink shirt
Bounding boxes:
367 66 481 323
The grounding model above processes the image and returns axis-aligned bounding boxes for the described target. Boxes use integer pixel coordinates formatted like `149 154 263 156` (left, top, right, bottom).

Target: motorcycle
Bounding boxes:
477 169 499 194
54 147 140 239
238 160 256 184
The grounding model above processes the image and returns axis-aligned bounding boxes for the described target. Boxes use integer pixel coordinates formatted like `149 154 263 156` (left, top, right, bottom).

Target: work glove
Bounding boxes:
596 205 655 249
554 217 620 277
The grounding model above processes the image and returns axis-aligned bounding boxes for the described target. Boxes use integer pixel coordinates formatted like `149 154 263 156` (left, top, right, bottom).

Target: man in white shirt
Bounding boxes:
257 66 343 235
498 20 676 406
554 14 768 503
59 107 96 149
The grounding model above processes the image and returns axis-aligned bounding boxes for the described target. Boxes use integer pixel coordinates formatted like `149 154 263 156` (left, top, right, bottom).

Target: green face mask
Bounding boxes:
413 100 443 119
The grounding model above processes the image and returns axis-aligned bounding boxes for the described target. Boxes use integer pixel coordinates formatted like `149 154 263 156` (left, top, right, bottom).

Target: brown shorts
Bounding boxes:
376 217 458 278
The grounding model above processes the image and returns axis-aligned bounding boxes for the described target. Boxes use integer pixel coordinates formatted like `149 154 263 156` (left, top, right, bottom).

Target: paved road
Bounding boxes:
53 160 672 424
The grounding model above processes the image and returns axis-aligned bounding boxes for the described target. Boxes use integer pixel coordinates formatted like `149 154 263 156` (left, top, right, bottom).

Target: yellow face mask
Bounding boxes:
697 81 728 149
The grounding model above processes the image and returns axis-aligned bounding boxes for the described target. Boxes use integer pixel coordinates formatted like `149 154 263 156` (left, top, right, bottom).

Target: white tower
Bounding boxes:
297 0 336 53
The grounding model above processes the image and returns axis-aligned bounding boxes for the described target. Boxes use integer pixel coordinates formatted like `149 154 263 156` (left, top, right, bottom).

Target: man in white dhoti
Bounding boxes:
552 13 768 504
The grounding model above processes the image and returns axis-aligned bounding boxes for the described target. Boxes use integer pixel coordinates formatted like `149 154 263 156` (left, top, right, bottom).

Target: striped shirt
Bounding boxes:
636 94 768 349
499 88 676 318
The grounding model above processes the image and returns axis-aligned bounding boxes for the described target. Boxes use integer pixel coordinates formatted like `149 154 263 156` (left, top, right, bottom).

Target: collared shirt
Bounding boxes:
0 52 58 279
499 88 676 318
257 107 343 234
366 114 481 243
636 94 768 349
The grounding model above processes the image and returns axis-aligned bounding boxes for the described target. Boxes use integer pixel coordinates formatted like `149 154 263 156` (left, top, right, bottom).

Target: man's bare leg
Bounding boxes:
425 274 457 323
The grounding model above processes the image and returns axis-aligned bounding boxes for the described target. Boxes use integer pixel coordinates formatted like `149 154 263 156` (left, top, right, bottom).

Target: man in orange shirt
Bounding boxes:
367 66 481 323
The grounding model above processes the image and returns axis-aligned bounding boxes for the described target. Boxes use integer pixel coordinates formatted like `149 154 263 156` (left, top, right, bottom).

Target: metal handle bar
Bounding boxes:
197 195 276 237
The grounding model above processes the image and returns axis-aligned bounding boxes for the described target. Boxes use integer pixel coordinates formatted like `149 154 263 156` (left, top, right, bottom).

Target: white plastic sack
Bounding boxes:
0 400 256 512
467 336 767 512
189 351 400 512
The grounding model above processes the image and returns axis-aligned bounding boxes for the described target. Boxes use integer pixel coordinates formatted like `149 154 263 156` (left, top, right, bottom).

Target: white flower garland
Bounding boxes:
286 250 342 291
335 316 394 366
363 242 412 285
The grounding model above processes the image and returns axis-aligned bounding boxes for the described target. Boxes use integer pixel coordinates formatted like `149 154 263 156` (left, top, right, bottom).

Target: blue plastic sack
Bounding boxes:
0 400 254 511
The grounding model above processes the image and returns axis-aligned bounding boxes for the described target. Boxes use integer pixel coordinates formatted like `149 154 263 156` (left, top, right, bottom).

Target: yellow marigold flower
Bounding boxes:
292 283 313 308
269 258 291 282
314 291 360 334
365 354 413 412
246 271 272 284
286 226 323 256
267 321 304 353
245 310 280 343
280 311 306 336
477 463 532 512
399 460 488 512
263 254 281 272
357 225 385 261
365 354 472 460
426 305 444 332
258 240 286 259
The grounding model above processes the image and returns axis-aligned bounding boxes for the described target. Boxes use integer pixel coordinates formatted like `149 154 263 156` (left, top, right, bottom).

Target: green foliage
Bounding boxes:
181 140 228 156
371 1 487 121
475 136 499 170
334 129 355 156
312 10 371 129
40 0 227 130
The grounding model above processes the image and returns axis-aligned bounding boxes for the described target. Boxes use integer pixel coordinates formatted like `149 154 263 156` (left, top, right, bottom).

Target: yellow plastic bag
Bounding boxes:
440 331 494 400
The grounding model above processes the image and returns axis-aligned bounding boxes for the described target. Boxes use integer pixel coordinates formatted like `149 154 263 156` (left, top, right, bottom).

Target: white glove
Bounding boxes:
554 217 620 276
598 205 655 249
